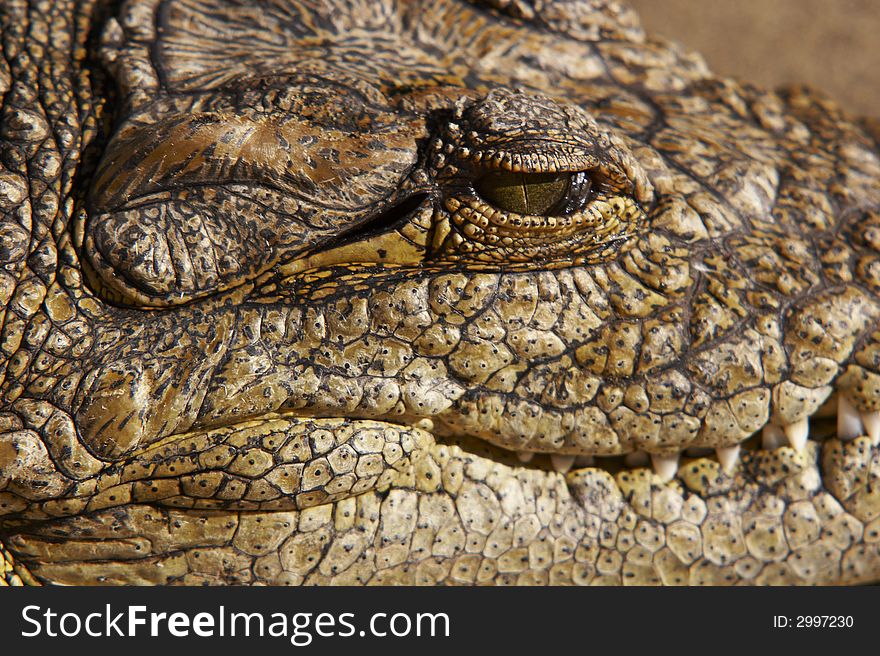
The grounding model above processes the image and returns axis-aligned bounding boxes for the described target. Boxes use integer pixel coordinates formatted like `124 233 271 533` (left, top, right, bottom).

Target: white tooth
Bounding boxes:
783 417 809 451
517 452 535 463
715 445 740 474
623 451 649 467
650 453 680 482
838 395 864 441
550 454 575 473
574 455 595 467
859 411 880 447
761 424 786 450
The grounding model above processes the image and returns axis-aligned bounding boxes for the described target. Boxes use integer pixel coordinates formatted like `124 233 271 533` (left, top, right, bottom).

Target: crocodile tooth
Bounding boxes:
623 450 649 467
761 424 786 450
859 411 880 446
550 454 575 473
574 455 595 467
838 395 864 441
517 452 535 463
783 417 809 451
715 445 740 474
650 453 679 482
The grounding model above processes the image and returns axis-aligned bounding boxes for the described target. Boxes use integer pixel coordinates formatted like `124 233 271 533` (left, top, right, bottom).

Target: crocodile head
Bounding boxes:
2 0 880 585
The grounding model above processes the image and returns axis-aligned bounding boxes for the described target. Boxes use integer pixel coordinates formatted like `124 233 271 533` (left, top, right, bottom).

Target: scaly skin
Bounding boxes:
2 0 880 585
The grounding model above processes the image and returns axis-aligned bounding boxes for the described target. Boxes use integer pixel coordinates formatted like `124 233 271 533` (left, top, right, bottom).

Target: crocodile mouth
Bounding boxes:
6 376 880 586
477 390 879 480
133 384 875 487
223 254 880 487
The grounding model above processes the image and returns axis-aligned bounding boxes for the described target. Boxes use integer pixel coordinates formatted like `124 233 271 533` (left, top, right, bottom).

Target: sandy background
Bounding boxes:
626 0 879 118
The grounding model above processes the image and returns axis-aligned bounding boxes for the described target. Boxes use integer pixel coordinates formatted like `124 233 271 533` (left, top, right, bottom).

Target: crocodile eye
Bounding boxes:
475 171 592 216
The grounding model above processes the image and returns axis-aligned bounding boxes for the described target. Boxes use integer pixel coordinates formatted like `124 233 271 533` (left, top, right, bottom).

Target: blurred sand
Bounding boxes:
626 0 879 118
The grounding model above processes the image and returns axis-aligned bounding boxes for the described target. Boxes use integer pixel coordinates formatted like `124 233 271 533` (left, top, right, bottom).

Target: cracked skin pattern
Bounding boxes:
2 0 880 586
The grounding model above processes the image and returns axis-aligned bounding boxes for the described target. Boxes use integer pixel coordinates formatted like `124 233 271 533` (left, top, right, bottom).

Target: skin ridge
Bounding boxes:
1 0 880 586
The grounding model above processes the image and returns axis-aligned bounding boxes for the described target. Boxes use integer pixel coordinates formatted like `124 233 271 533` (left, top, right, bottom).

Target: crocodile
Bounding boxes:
2 0 880 586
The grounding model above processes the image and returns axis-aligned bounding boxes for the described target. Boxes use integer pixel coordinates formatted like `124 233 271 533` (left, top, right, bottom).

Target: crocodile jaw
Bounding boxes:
2 407 879 585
